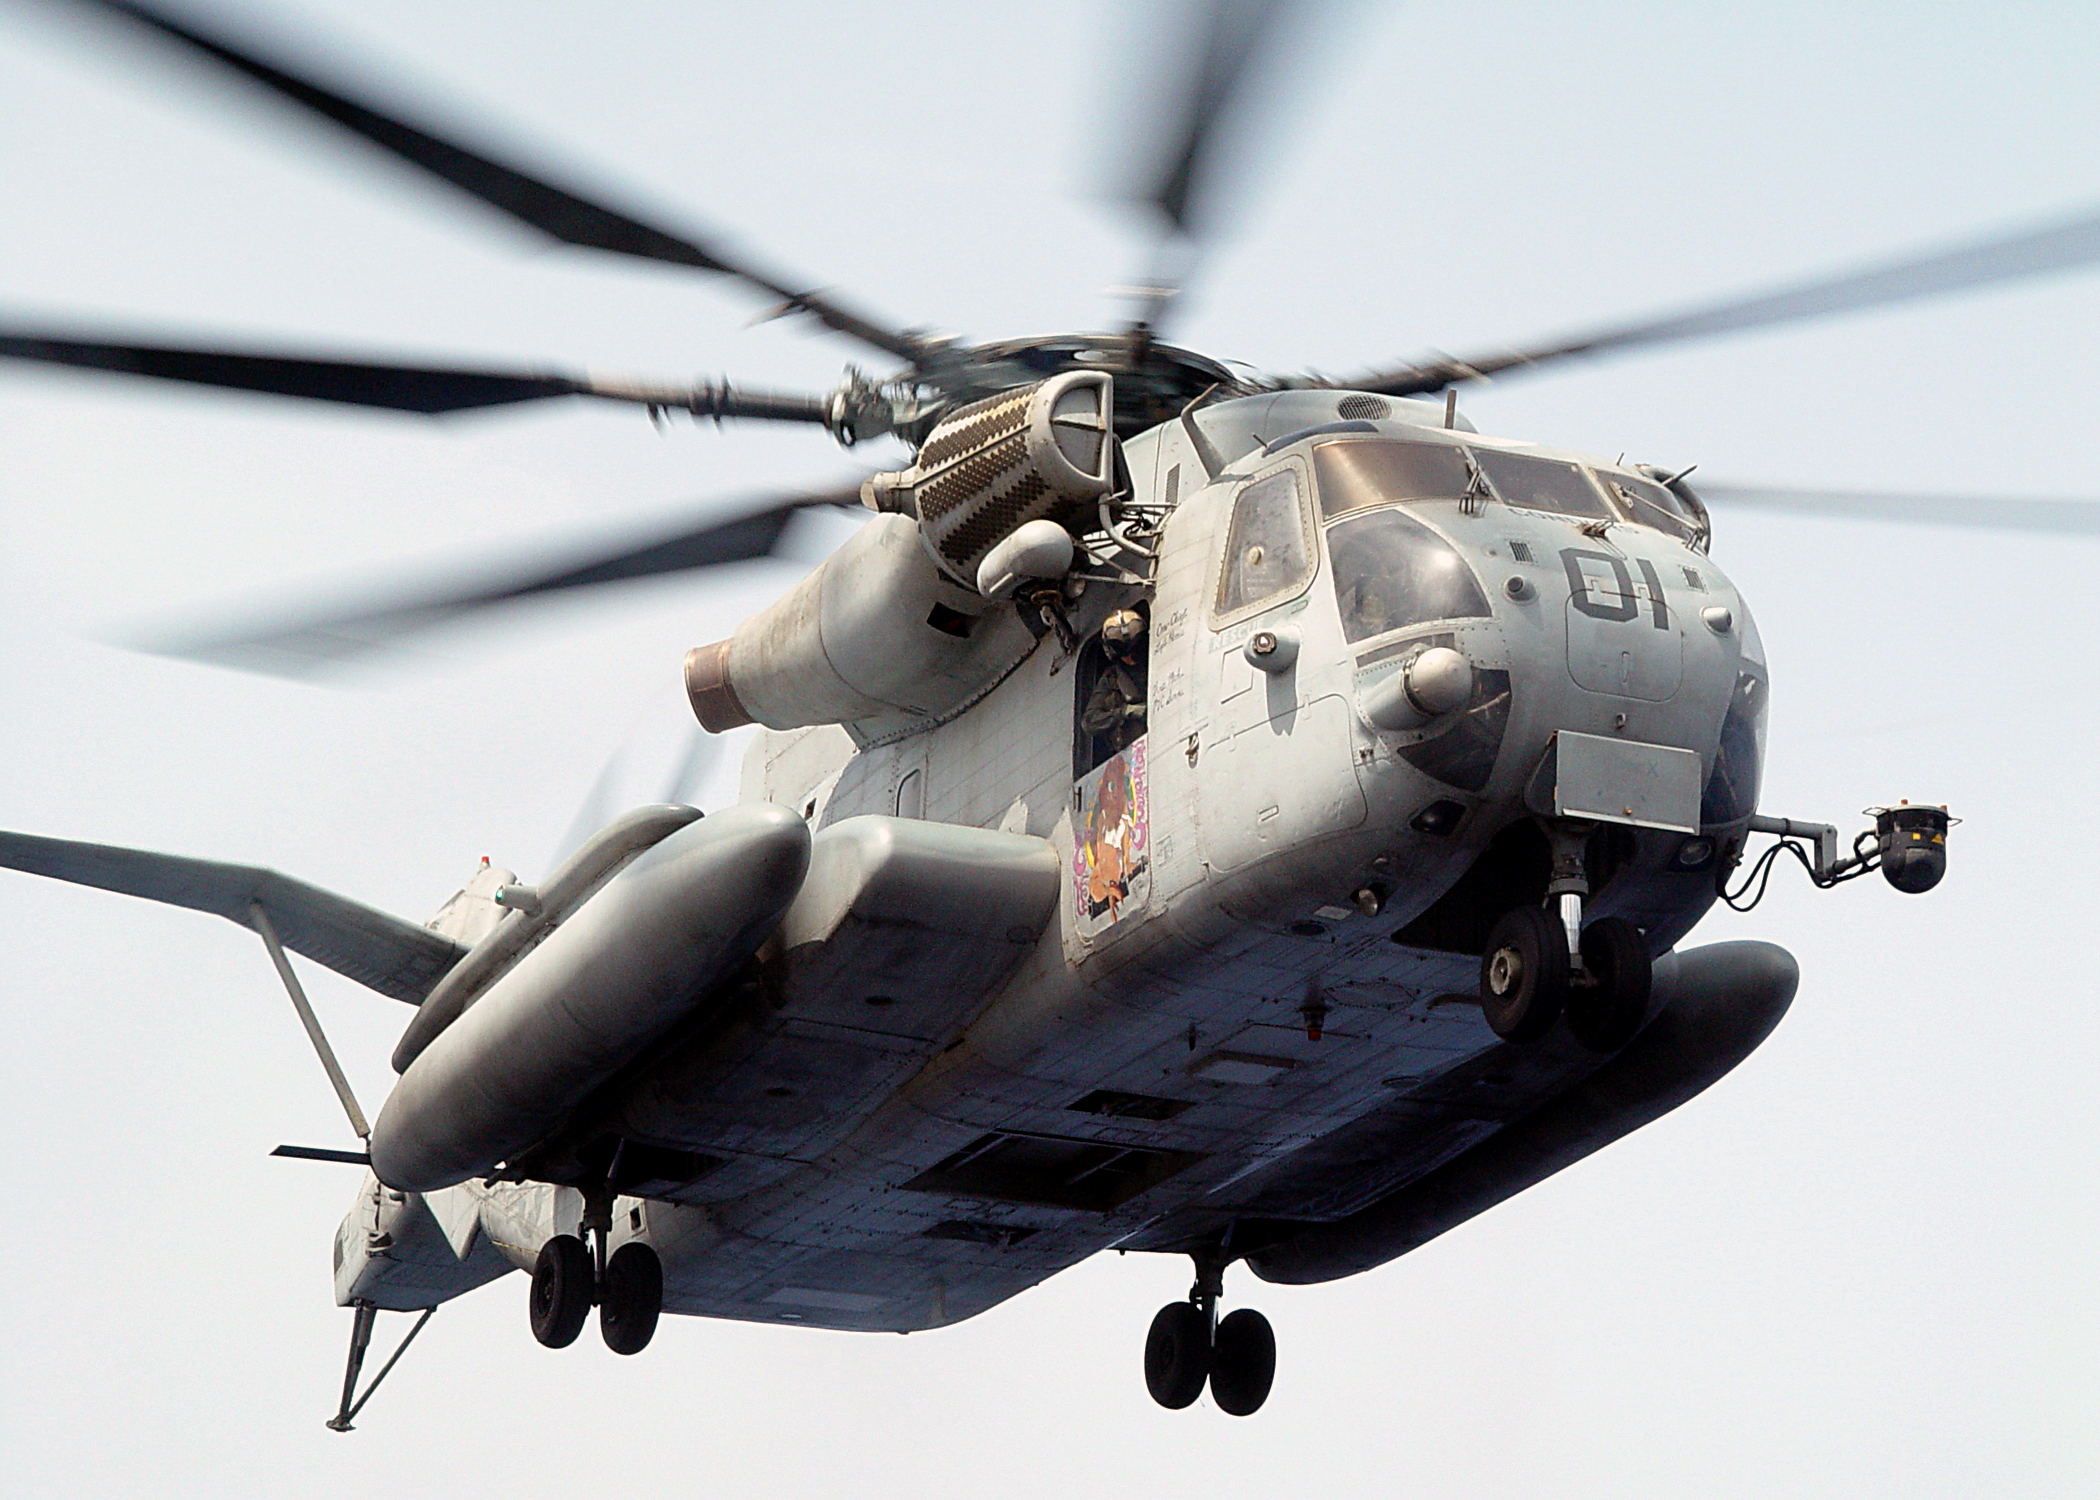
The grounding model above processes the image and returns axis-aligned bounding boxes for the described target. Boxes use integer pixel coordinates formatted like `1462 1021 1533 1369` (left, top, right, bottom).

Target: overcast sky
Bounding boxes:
2 2 2097 1495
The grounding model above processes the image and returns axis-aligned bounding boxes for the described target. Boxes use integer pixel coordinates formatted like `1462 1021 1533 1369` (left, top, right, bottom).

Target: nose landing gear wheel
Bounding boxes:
528 1233 593 1349
1568 916 1651 1053
1480 905 1569 1042
1144 1301 1213 1409
1208 1307 1276 1416
599 1241 663 1355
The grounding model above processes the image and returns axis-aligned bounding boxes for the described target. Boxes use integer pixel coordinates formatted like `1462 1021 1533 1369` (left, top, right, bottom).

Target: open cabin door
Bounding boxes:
1071 623 1152 941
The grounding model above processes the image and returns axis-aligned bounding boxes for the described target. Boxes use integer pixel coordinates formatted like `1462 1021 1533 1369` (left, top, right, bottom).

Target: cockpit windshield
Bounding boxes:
1596 469 1702 543
1468 449 1614 520
1327 508 1492 643
1308 436 1703 543
1313 439 1471 519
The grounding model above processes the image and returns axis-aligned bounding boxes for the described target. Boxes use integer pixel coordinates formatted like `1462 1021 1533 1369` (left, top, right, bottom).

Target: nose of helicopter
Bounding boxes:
1424 517 1754 828
1495 523 1755 827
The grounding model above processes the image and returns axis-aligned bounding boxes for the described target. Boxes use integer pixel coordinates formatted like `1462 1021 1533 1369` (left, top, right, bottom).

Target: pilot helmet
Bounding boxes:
1102 608 1145 646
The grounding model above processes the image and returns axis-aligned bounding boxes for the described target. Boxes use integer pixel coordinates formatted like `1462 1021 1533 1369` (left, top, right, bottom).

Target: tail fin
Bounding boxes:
0 831 465 1004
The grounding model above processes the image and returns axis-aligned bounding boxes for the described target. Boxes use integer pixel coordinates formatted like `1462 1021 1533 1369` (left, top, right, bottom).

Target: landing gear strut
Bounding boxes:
1480 820 1651 1053
528 1184 664 1354
1143 1250 1276 1415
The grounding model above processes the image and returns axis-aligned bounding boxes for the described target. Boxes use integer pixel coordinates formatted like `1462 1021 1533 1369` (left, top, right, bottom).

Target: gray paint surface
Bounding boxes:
0 2 2096 1495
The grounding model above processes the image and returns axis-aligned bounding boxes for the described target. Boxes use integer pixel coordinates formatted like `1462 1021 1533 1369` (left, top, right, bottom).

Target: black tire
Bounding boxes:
599 1241 664 1356
529 1234 593 1349
1480 905 1569 1043
1144 1301 1212 1410
1569 916 1652 1053
1209 1307 1276 1416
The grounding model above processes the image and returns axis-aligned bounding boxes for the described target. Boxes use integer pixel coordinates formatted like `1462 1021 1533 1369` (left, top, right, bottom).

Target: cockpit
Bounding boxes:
1311 437 1706 545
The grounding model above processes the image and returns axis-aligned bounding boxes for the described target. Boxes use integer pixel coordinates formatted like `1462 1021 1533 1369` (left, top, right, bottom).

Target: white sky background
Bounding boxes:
1 1 2096 1493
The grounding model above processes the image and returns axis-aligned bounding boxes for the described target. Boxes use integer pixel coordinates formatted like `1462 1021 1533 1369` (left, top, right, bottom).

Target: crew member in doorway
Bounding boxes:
1080 608 1148 758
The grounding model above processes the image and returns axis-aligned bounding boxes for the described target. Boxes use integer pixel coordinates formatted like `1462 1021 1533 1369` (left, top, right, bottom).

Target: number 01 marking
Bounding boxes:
1561 548 1669 629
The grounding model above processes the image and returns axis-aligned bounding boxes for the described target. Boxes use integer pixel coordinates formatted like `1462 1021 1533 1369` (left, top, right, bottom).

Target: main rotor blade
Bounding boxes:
1698 481 2100 537
1331 201 2100 396
67 0 924 363
1111 0 1305 332
148 487 866 677
1130 0 1298 241
0 329 832 421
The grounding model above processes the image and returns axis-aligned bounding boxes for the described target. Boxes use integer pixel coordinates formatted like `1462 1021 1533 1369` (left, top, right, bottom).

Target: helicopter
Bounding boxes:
1 0 2094 1433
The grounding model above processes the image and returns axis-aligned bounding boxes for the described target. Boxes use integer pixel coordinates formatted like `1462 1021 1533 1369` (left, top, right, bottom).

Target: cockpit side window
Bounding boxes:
1598 469 1701 543
1312 439 1472 519
1214 469 1314 622
1327 508 1492 644
1470 449 1614 520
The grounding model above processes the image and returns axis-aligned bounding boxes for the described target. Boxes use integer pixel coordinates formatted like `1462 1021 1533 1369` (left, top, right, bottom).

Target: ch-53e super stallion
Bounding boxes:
6 0 2094 1429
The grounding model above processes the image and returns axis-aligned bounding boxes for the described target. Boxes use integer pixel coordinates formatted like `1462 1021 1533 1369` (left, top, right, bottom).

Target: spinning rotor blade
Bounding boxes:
152 485 865 676
65 0 924 362
1330 201 2100 396
1698 482 2100 537
0 329 832 420
1129 0 1298 241
1111 0 1308 330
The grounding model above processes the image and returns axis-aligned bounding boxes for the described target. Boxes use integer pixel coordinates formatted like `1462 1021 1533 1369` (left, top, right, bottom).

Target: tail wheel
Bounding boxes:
1209 1307 1276 1416
1144 1302 1212 1409
528 1233 593 1349
599 1241 664 1356
1480 905 1569 1042
1569 916 1652 1053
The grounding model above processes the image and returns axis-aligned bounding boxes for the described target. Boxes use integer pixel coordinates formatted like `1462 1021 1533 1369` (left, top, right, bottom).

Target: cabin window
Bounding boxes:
1313 438 1472 518
894 769 924 819
1213 469 1313 622
1326 508 1492 644
1470 449 1614 520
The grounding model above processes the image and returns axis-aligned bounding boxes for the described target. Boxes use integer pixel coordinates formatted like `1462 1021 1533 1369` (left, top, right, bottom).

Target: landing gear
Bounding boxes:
599 1242 663 1356
1209 1308 1276 1417
529 1233 593 1349
1481 821 1652 1052
1568 915 1650 1052
530 1177 666 1354
1144 1302 1211 1409
1143 1252 1277 1415
1480 905 1568 1041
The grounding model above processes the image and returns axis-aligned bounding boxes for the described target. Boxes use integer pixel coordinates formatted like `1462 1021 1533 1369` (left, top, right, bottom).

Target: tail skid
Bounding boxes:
327 1304 436 1433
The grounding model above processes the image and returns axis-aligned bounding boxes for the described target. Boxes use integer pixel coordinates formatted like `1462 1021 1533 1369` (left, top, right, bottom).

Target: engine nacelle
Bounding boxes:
863 370 1115 588
680 372 1111 737
684 513 1037 736
368 804 810 1193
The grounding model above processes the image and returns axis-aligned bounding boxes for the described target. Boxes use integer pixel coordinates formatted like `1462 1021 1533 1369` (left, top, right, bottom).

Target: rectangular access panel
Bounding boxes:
904 1131 1203 1212
1548 730 1702 833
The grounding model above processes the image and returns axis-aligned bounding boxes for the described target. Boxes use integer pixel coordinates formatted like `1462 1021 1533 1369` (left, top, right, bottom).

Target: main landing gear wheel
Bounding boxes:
529 1233 593 1349
599 1241 664 1356
1480 905 1569 1042
1144 1301 1212 1409
1568 916 1652 1053
1209 1307 1276 1416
